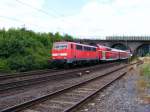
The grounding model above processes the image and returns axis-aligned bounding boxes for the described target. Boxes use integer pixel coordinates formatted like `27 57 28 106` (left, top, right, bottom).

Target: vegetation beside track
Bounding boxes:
137 57 150 94
139 57 150 85
0 28 73 72
137 57 150 104
139 63 150 93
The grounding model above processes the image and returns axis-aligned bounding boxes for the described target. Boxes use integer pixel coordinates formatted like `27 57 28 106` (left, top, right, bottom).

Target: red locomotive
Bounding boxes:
51 42 131 65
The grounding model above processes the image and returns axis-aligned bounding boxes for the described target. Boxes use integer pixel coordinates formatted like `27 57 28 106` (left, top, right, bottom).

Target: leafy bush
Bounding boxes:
0 59 10 72
0 28 73 72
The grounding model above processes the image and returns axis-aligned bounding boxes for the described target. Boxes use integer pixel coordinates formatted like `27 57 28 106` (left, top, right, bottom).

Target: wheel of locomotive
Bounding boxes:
64 63 73 69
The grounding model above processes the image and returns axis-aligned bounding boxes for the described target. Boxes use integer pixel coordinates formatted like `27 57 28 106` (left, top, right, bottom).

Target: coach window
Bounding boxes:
90 47 92 51
92 48 96 51
83 46 86 50
84 46 87 51
76 45 82 50
86 47 89 51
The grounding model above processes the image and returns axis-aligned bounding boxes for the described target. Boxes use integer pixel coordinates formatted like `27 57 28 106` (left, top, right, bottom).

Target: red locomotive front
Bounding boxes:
52 42 99 64
52 42 73 64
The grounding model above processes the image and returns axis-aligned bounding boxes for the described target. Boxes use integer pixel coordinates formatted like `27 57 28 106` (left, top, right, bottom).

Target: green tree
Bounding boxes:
0 28 73 72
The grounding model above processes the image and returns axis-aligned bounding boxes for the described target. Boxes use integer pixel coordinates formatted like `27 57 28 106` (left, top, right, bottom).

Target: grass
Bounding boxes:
140 64 150 78
137 57 150 104
139 67 150 91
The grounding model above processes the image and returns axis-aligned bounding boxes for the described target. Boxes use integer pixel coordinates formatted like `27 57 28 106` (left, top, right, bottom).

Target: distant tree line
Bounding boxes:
0 28 73 72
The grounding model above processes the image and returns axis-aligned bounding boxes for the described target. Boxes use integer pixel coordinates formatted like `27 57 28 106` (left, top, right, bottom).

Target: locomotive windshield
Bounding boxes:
53 43 68 49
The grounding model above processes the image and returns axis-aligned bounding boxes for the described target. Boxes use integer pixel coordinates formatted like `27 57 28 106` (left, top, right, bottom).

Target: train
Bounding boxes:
51 42 132 66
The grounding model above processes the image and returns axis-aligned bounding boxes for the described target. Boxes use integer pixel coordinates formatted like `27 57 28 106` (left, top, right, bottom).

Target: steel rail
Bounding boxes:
0 62 120 92
63 72 127 112
0 62 137 112
0 62 123 81
0 69 61 81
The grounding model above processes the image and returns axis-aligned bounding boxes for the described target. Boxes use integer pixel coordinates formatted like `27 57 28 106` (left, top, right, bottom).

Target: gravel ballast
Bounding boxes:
77 64 150 112
0 64 125 110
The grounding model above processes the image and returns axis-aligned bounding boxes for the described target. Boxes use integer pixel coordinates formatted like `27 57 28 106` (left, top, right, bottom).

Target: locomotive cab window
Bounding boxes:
53 44 68 49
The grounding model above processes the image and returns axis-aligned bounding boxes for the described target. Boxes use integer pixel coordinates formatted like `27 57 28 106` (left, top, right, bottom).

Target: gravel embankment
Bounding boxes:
77 64 150 112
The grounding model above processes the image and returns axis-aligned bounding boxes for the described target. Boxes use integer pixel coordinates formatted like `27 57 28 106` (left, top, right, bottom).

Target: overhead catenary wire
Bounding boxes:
0 15 48 29
1 0 74 34
15 0 69 33
0 15 22 23
15 0 64 18
15 0 71 23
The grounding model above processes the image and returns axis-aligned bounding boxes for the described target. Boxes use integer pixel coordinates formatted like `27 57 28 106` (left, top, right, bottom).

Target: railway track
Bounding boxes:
1 62 137 112
0 62 121 92
0 61 123 81
0 69 61 81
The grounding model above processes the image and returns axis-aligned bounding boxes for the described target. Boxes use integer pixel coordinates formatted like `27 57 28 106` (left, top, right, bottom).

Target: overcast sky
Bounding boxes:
0 0 150 38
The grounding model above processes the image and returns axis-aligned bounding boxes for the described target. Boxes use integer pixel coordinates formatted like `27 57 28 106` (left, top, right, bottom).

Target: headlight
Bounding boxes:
52 53 58 56
60 53 67 56
52 53 67 56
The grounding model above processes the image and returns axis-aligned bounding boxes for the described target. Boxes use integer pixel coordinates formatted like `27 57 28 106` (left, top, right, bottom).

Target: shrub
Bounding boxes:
0 28 73 72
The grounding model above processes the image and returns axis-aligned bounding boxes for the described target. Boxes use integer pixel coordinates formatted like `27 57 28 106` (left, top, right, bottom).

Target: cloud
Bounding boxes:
1 0 150 38
62 0 150 37
0 0 47 30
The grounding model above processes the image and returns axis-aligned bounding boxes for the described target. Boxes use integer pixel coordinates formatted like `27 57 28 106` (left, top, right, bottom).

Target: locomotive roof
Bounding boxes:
54 42 97 48
111 48 127 53
54 42 129 53
97 44 112 51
